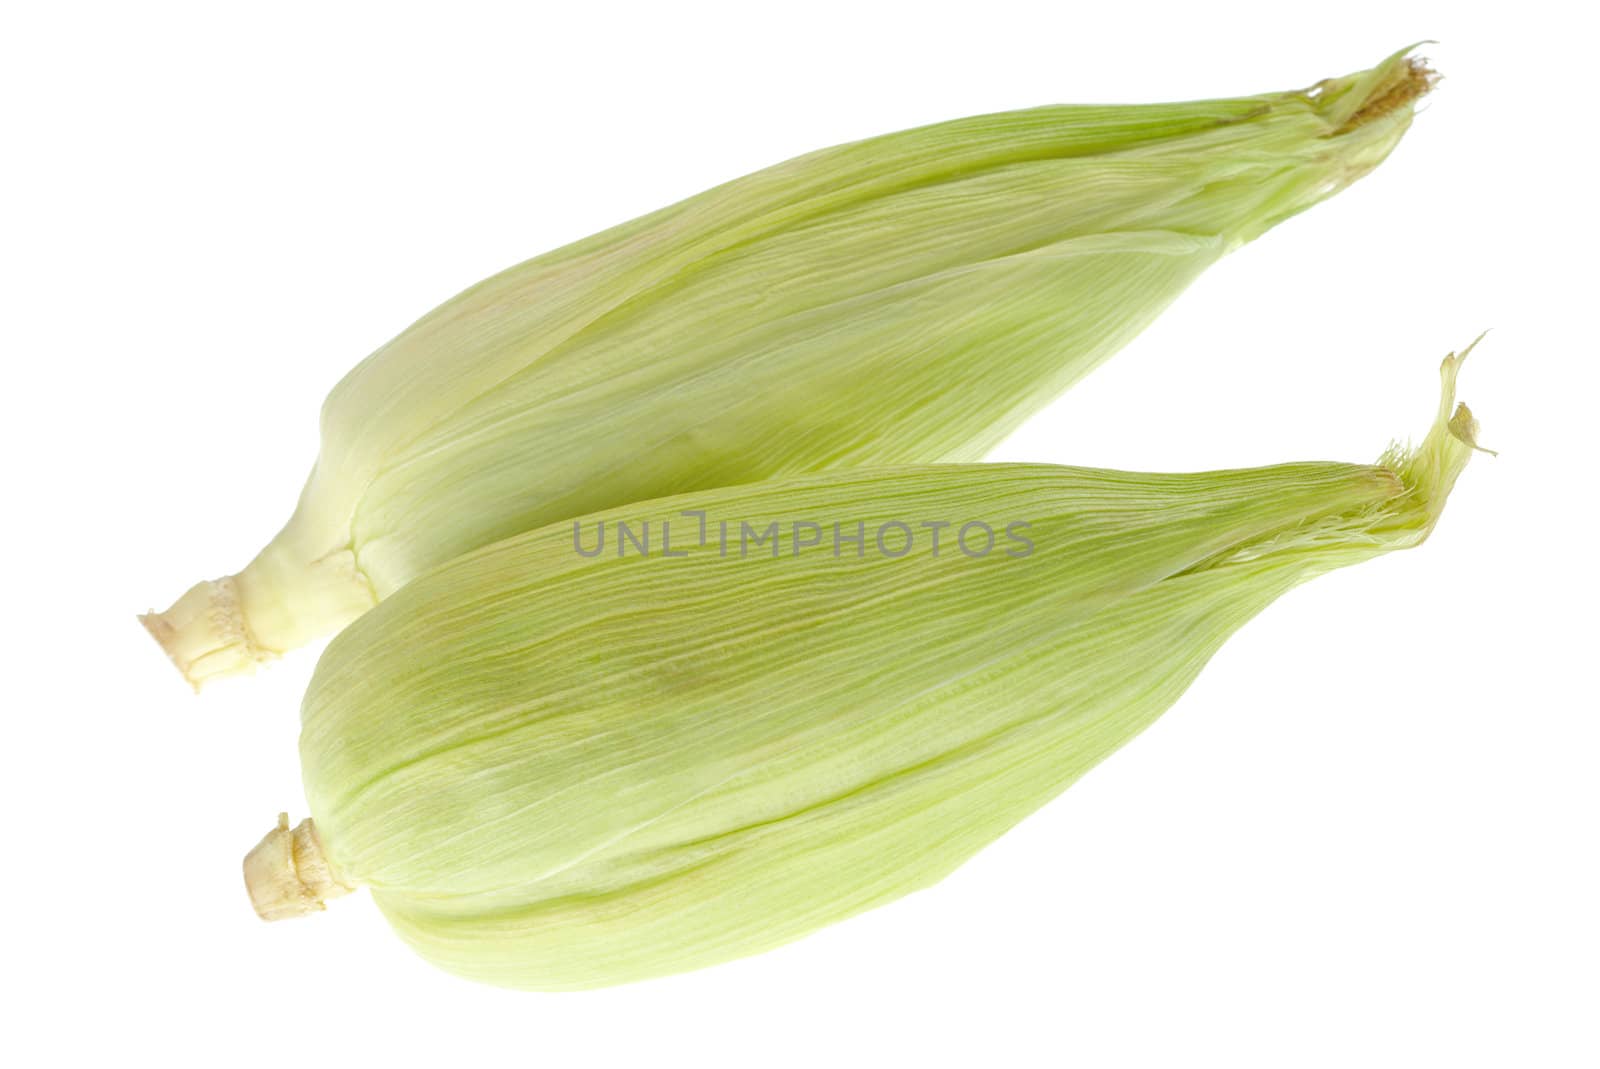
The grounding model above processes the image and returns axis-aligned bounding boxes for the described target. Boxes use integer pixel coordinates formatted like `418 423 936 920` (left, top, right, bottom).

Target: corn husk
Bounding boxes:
245 345 1484 990
147 49 1433 687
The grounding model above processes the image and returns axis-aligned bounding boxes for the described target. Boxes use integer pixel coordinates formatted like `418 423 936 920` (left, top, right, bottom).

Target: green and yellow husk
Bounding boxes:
148 49 1433 687
247 346 1483 991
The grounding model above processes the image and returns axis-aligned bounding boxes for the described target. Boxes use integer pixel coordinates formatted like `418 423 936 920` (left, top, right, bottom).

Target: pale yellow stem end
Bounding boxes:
141 531 377 690
244 814 354 922
140 577 263 691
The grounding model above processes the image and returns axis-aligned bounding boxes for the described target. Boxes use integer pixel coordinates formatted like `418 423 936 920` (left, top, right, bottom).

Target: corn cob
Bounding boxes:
245 344 1484 990
145 49 1433 688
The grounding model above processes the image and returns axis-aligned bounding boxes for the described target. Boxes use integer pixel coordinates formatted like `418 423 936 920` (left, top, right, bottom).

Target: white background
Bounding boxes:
3 1 1595 1065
